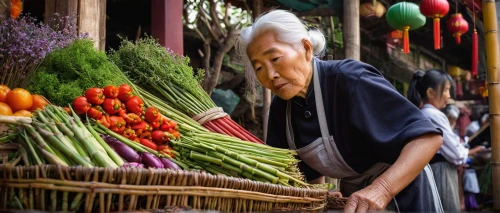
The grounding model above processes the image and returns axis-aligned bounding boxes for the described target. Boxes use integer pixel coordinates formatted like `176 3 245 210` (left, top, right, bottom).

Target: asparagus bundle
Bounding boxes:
109 37 263 144
18 105 123 167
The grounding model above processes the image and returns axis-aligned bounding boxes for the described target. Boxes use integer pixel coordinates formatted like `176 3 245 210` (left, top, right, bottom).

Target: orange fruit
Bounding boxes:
30 94 49 111
0 85 11 102
0 102 13 115
6 88 33 112
13 110 32 117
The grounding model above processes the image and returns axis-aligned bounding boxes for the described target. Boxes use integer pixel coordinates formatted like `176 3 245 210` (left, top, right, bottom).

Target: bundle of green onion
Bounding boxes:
17 105 123 168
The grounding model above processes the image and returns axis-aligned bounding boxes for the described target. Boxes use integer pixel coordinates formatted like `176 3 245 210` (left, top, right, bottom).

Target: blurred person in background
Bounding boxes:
408 70 484 212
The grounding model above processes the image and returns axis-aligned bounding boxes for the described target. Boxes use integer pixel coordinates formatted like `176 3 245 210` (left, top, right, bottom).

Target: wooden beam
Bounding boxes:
481 0 500 210
293 7 338 17
343 0 360 60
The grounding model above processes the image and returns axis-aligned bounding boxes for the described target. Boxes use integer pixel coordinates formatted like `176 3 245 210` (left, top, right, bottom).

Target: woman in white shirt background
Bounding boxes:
408 70 485 212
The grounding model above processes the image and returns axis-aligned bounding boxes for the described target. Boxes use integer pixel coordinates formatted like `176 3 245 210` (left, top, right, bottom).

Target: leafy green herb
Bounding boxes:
28 39 123 106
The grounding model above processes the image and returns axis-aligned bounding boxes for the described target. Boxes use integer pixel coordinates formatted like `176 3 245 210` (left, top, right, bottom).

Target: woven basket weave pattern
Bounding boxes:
0 165 327 212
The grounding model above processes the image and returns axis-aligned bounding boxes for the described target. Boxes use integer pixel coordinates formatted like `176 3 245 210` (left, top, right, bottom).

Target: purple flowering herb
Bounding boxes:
0 13 86 88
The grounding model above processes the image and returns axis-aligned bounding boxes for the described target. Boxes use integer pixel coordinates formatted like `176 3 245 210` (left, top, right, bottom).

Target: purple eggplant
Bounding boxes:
141 152 164 168
159 158 181 170
122 162 144 168
102 135 141 163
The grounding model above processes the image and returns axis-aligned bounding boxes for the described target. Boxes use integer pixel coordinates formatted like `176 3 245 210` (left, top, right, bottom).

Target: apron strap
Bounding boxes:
312 59 331 139
311 60 339 164
285 101 297 150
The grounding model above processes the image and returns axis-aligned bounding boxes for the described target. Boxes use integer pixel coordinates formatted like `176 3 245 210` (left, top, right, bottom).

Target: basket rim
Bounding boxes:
0 164 328 212
0 164 329 193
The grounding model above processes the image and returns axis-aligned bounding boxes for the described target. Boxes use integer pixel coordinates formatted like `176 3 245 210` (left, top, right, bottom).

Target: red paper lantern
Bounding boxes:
447 13 469 44
419 0 450 50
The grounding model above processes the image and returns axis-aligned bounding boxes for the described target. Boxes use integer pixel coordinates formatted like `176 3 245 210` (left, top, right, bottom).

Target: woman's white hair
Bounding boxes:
236 10 326 96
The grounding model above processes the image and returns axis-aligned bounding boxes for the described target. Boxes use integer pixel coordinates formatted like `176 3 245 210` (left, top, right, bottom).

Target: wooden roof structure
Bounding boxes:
227 0 487 79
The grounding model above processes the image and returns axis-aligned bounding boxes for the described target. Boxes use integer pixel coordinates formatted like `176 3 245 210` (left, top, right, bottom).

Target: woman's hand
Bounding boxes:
344 133 442 213
468 145 486 157
344 180 392 213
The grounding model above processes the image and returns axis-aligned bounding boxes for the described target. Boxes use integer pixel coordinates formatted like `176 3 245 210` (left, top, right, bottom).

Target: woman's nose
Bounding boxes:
267 67 279 80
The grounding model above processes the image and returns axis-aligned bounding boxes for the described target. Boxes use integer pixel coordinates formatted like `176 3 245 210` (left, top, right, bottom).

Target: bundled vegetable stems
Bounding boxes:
20 105 123 168
102 69 307 186
121 82 306 186
171 137 306 187
109 37 264 144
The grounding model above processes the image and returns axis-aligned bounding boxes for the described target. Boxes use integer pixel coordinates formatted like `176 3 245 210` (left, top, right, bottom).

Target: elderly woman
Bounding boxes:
237 10 444 212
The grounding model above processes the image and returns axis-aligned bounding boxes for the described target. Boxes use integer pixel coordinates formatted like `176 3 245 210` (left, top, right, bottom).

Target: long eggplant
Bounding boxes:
102 135 141 163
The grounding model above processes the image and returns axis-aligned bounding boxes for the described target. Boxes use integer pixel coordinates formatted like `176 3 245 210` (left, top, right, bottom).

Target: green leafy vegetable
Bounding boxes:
28 39 123 106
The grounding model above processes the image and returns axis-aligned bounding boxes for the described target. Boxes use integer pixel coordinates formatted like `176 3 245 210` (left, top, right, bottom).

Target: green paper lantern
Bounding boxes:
386 2 426 53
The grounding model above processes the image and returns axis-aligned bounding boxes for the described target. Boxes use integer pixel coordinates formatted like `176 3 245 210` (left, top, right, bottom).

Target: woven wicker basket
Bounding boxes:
0 165 327 212
325 195 347 210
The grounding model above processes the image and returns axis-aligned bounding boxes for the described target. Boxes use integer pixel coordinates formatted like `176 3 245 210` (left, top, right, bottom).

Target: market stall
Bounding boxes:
0 10 339 212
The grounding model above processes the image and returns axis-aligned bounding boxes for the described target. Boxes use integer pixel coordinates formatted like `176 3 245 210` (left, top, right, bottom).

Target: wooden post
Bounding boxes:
44 0 78 23
45 0 106 50
482 0 500 210
78 0 106 50
329 16 336 59
252 0 271 142
151 0 183 55
343 0 360 60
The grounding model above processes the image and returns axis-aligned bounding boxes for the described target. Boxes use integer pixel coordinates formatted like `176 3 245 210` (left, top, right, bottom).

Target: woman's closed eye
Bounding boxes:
272 57 280 62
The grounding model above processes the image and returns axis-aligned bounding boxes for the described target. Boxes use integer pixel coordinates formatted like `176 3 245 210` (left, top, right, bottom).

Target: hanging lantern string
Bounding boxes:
473 1 476 29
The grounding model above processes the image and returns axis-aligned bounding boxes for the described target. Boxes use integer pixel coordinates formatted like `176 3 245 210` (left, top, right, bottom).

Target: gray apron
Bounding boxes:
285 60 443 212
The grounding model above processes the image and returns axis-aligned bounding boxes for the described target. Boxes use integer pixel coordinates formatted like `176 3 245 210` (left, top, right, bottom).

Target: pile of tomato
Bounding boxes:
0 85 49 117
72 84 179 156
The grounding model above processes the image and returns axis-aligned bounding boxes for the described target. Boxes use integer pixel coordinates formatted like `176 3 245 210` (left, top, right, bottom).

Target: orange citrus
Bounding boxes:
0 85 11 102
13 110 32 117
6 88 33 112
30 94 49 111
0 102 13 115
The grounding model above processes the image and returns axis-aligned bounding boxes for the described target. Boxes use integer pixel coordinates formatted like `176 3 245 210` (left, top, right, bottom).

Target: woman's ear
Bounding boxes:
302 39 313 62
426 87 435 100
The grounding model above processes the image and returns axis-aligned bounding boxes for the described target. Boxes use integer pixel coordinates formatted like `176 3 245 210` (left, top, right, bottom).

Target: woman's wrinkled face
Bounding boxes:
246 32 313 100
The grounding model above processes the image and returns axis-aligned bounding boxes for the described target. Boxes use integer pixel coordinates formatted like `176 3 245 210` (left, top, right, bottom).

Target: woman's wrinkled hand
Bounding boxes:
344 183 392 213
